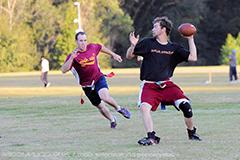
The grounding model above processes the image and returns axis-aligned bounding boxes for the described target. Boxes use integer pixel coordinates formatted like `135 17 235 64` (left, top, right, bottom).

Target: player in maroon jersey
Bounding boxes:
62 31 131 128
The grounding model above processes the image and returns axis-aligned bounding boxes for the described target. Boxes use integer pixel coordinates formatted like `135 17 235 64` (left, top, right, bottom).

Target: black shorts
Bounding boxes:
82 76 108 106
82 87 101 106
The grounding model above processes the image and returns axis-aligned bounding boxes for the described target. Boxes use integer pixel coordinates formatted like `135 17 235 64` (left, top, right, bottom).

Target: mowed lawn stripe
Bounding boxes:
1 85 240 97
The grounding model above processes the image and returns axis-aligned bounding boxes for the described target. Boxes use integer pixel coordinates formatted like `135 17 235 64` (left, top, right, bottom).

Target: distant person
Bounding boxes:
229 49 238 82
126 16 201 145
40 56 50 87
61 31 131 128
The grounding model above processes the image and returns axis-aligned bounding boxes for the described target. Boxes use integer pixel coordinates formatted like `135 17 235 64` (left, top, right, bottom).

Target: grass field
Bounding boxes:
0 66 240 160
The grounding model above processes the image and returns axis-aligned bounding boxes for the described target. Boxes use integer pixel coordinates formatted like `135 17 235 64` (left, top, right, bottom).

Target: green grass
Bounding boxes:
0 67 240 160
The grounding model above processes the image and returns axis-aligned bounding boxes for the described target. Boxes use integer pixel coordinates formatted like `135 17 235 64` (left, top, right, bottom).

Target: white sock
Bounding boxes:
116 106 121 111
111 116 116 122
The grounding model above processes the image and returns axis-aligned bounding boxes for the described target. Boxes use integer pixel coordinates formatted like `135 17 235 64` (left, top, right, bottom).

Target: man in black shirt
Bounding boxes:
126 16 201 145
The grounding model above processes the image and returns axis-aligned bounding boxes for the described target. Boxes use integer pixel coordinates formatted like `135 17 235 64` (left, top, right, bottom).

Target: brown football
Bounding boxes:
178 23 197 36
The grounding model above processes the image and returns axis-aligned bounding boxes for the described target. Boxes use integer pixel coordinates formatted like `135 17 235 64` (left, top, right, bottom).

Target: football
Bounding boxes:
178 23 197 36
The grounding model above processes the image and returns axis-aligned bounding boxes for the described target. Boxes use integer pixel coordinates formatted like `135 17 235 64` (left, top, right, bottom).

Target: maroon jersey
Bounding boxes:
65 43 103 86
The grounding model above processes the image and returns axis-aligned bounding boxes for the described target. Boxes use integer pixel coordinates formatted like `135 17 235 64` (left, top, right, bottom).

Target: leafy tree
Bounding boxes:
54 1 105 68
195 0 240 65
0 1 37 72
221 33 240 64
121 0 240 65
96 0 133 68
0 0 133 71
24 0 62 69
55 0 132 69
120 0 205 66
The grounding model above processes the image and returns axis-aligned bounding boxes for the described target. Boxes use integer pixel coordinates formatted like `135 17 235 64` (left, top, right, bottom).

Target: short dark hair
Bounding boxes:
75 31 86 40
153 16 173 35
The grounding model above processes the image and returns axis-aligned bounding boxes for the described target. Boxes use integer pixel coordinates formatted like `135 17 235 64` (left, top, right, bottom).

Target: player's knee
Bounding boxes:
100 96 111 105
179 102 193 118
140 103 151 112
99 92 110 102
96 102 104 110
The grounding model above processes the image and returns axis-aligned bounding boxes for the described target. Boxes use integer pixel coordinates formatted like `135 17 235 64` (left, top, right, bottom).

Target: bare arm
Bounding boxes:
186 36 197 62
61 49 78 73
126 44 136 60
126 32 139 60
101 45 122 62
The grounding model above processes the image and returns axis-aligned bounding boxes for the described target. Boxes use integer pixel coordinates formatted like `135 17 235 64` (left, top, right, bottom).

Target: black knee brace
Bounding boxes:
179 102 193 118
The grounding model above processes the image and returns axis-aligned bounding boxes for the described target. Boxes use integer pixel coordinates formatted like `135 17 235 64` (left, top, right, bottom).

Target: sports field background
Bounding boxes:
0 66 240 160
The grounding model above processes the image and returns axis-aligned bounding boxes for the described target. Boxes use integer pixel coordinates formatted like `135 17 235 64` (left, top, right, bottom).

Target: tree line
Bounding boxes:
0 0 239 72
0 0 132 72
120 0 240 66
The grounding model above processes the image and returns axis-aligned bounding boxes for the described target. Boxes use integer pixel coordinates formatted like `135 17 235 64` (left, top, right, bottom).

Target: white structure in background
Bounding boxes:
204 71 212 84
74 2 83 33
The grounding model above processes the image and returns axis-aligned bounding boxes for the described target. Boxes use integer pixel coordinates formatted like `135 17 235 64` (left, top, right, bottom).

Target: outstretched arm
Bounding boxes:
126 32 139 60
186 35 197 62
61 48 78 73
101 45 122 62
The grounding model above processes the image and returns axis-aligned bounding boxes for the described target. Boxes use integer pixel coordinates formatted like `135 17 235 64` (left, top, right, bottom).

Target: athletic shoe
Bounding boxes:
110 117 117 129
46 82 51 87
138 136 160 146
118 107 131 119
187 127 202 141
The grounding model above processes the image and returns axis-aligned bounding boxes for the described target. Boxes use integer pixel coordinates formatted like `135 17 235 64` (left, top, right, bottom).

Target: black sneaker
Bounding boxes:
187 127 202 141
138 136 160 146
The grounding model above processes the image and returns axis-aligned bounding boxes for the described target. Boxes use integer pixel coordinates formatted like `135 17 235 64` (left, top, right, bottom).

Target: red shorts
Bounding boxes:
139 81 188 111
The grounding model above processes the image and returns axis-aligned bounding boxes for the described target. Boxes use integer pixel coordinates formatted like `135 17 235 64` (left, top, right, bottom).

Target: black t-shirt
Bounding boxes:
133 37 190 81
